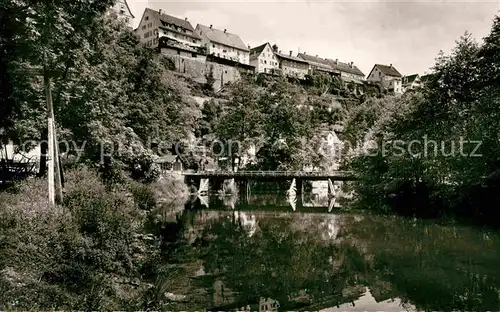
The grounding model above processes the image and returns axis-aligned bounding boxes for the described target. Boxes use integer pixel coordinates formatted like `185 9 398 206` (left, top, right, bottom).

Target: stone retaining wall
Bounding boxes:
162 54 242 91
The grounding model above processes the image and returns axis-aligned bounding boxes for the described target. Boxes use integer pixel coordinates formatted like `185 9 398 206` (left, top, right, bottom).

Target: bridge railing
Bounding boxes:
183 170 354 177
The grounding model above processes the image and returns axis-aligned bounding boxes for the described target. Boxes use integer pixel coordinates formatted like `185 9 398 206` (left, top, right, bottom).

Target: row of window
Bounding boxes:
161 21 188 35
260 59 278 66
142 22 153 30
263 52 276 59
282 60 307 69
145 38 158 47
143 30 153 38
211 44 239 53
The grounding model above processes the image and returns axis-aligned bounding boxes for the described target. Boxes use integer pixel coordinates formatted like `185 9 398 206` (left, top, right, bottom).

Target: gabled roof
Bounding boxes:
371 64 402 77
276 53 309 64
402 74 419 84
156 154 180 163
250 42 272 60
326 59 365 77
250 42 269 55
143 8 200 38
196 24 249 52
297 53 332 69
116 0 135 18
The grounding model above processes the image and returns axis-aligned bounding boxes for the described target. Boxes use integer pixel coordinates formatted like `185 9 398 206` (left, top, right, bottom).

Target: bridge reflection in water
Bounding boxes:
183 170 352 211
187 187 342 212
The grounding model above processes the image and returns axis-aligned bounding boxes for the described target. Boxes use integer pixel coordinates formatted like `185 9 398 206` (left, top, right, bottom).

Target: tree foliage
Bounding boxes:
345 18 500 225
210 77 336 170
2 0 200 178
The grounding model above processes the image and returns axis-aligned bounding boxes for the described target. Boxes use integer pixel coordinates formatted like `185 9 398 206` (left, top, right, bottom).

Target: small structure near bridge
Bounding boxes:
156 155 183 172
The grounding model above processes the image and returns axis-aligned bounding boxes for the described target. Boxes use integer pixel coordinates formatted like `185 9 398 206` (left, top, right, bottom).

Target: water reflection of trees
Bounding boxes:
154 210 500 311
341 215 500 311
197 213 368 309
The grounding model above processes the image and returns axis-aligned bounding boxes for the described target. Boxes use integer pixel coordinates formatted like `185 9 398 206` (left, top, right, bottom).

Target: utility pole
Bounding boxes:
44 72 56 207
44 72 63 205
15 66 66 207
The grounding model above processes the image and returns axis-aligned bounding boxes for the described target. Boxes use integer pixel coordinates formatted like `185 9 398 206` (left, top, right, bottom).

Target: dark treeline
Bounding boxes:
344 17 500 226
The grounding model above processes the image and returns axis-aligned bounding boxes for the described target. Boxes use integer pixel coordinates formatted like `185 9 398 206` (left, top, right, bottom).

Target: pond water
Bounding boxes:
155 190 500 311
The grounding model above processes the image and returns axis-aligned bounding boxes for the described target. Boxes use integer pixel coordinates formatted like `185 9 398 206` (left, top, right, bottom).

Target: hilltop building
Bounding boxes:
367 64 403 94
109 0 134 28
250 42 280 74
276 51 309 79
135 8 203 59
326 59 365 83
402 74 422 91
195 24 250 65
297 53 364 84
298 53 337 75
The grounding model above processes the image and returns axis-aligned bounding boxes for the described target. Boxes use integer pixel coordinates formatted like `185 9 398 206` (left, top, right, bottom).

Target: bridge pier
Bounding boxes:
295 179 303 196
238 180 250 204
211 178 225 194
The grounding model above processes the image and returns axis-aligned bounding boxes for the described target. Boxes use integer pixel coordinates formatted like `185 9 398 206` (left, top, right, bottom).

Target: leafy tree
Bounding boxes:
1 0 115 143
215 78 264 146
345 19 500 225
3 1 201 178
199 99 223 137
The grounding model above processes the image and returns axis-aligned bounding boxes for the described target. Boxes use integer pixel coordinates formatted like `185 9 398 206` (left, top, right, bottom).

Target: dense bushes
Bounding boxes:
0 167 188 310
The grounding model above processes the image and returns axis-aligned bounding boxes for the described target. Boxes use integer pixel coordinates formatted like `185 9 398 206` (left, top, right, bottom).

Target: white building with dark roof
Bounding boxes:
402 74 422 91
367 64 403 94
135 8 203 58
250 42 280 74
195 24 250 65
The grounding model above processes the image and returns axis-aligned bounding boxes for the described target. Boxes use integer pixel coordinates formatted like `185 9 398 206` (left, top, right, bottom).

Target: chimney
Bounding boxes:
390 63 393 68
210 24 213 29
304 52 306 55
224 29 227 33
316 54 318 58
159 9 162 14
248 44 251 49
335 58 338 64
350 62 354 68
185 17 187 21
289 50 293 56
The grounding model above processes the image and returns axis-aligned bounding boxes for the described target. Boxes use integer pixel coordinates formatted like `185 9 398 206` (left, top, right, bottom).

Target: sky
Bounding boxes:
126 0 500 76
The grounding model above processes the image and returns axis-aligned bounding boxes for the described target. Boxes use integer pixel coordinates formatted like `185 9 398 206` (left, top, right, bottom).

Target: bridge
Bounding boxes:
180 170 356 199
182 170 356 181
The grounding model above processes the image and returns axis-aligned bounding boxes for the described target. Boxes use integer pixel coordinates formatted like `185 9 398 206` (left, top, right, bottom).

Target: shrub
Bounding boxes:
0 166 158 310
131 182 157 211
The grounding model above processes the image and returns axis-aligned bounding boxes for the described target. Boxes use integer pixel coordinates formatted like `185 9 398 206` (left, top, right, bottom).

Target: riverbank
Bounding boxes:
0 166 189 310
